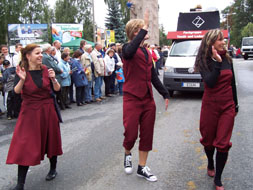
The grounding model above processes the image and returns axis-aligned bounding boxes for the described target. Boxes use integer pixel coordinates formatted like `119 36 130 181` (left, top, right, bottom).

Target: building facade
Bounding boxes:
130 0 159 45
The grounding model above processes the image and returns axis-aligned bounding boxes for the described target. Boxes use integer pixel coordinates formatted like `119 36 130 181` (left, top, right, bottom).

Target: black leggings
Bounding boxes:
17 156 57 185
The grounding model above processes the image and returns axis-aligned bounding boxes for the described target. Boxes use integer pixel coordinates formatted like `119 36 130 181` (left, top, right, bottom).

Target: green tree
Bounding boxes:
105 0 126 43
241 22 253 37
0 0 24 44
159 25 171 46
55 0 77 23
104 0 130 24
20 0 51 24
222 0 253 47
75 0 93 41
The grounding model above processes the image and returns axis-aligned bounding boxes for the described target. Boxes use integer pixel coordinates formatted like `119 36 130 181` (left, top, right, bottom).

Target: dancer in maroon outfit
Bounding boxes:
195 29 239 190
122 10 169 182
6 44 63 190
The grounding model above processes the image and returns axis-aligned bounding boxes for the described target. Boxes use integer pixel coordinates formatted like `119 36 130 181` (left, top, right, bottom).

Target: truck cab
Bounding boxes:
241 37 253 60
163 10 228 97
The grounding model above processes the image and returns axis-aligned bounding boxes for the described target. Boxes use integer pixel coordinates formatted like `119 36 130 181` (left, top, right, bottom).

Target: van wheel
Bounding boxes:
244 55 248 60
169 90 174 97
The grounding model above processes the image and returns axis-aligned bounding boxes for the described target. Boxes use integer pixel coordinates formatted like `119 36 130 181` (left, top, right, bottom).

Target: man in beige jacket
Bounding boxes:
91 43 105 102
81 44 93 103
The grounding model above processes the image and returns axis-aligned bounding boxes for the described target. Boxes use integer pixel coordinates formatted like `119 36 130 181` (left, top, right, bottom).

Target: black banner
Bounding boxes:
177 11 220 31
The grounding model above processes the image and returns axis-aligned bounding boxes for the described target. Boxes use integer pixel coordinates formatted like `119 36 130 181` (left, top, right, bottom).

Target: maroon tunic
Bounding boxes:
6 65 63 166
200 69 235 152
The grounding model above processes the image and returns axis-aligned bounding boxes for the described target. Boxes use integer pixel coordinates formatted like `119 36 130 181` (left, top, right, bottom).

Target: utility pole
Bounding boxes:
92 0 96 42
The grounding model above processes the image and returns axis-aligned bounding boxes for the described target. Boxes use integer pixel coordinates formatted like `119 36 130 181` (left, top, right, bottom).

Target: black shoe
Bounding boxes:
45 169 57 181
65 105 71 109
13 184 24 190
124 153 133 174
77 103 83 106
71 100 76 103
137 165 157 182
0 112 5 116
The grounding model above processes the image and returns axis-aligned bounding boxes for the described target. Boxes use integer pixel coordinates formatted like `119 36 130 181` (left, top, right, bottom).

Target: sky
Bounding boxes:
49 0 234 33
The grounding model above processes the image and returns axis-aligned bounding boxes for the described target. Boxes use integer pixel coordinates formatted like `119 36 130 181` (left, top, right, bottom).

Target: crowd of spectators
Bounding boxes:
0 40 125 119
0 40 171 119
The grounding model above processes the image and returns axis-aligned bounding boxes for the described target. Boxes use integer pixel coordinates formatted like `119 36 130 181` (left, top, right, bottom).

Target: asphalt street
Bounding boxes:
0 58 252 190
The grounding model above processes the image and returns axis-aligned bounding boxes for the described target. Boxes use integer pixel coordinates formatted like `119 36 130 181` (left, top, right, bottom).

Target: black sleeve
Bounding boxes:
14 74 20 87
200 60 222 88
151 65 170 99
231 62 239 112
122 29 148 60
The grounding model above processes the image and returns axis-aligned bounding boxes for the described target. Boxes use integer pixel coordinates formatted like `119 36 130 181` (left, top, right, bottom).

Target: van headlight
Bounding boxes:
164 66 174 73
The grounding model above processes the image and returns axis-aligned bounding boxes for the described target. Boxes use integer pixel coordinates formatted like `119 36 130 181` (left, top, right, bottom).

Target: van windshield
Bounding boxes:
242 38 253 46
170 40 201 57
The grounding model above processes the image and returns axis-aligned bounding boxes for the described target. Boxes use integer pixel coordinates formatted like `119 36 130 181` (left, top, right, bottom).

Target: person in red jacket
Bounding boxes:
195 29 239 190
122 10 169 182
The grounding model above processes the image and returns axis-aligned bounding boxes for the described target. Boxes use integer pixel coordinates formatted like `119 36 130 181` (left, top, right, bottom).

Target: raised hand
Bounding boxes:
212 46 222 62
48 68 55 79
165 98 169 110
16 65 26 81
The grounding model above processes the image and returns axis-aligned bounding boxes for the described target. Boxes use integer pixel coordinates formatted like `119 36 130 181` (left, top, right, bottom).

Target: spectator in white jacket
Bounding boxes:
103 48 115 97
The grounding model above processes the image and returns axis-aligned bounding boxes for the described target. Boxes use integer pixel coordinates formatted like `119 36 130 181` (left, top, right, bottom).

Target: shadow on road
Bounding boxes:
171 91 203 100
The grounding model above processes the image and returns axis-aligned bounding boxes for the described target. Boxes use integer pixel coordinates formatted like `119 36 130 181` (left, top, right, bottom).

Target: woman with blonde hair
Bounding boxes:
122 10 169 182
6 44 63 190
195 29 238 190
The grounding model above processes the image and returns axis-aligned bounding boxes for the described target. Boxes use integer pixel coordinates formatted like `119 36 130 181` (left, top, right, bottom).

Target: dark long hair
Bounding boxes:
194 29 232 72
20 44 41 71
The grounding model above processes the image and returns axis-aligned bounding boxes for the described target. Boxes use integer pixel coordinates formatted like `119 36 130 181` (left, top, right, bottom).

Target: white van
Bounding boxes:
241 37 253 60
163 10 228 97
163 39 203 97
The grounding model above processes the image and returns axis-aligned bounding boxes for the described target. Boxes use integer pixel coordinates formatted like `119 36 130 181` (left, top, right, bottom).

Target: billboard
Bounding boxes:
52 24 83 46
8 24 48 52
106 30 115 47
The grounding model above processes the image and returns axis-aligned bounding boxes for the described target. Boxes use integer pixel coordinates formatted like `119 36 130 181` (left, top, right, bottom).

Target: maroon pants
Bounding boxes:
200 98 235 152
123 93 156 151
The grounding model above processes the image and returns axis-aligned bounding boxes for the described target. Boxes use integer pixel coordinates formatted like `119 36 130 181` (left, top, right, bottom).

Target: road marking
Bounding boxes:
187 181 196 190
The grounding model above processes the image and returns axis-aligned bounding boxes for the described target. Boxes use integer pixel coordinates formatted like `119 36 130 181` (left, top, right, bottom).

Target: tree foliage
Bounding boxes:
222 0 253 47
159 25 171 46
0 0 25 44
55 0 77 23
241 22 253 37
20 0 51 24
105 0 126 43
104 0 130 24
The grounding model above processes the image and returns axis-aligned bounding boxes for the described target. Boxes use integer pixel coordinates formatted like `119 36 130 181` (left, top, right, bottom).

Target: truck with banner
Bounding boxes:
163 10 228 97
